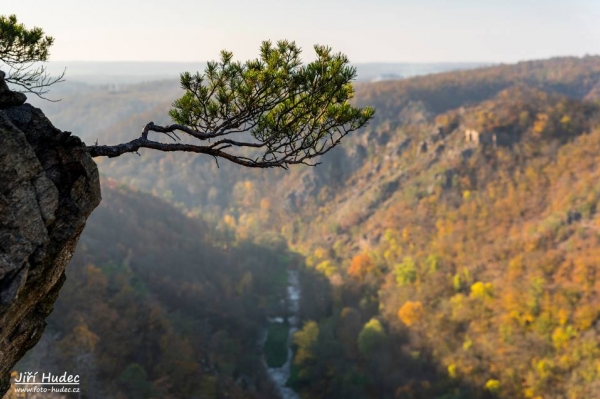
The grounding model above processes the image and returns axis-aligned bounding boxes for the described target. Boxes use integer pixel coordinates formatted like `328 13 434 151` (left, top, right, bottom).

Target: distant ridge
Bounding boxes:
353 62 492 82
40 61 491 85
43 61 208 84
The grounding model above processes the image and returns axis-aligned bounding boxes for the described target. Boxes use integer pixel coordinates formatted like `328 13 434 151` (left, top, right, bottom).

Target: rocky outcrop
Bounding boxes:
284 144 367 211
0 73 101 394
0 72 26 108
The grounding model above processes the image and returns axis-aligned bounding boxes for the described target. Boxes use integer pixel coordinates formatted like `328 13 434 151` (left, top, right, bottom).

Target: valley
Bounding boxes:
9 56 600 399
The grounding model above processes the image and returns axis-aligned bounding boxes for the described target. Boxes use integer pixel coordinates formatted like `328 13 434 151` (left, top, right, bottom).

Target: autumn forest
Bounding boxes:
8 56 600 399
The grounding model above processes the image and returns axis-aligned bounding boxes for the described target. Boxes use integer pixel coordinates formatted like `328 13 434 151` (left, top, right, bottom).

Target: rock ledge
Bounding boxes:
0 73 101 394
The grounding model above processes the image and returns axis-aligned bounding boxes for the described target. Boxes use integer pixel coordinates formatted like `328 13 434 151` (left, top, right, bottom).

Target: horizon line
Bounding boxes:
48 60 493 64
44 54 600 66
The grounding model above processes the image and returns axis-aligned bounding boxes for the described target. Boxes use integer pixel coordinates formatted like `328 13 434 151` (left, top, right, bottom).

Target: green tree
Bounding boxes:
87 41 374 168
3 15 374 168
357 318 386 356
394 256 417 286
0 14 63 96
118 363 154 399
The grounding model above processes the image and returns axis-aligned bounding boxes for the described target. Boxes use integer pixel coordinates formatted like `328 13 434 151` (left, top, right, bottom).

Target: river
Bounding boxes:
264 269 301 399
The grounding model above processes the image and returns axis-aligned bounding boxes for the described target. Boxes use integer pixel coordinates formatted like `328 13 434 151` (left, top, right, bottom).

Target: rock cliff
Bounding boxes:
0 72 101 394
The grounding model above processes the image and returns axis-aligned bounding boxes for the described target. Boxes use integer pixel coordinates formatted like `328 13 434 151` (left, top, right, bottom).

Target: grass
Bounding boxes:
264 322 289 368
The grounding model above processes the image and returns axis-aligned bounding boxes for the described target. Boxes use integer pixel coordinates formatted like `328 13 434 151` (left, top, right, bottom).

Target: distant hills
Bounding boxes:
38 60 491 85
354 62 491 82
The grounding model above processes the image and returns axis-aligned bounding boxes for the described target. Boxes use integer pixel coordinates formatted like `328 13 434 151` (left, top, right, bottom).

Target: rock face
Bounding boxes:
0 73 101 394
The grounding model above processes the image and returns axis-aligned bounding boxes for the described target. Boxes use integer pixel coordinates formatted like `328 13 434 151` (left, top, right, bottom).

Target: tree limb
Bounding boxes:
87 41 375 168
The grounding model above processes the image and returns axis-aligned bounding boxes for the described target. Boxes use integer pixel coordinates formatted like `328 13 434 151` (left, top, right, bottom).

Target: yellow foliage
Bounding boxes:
383 228 398 243
293 321 319 365
532 113 549 135
462 336 473 350
557 308 569 326
314 247 329 260
316 260 338 277
536 358 554 379
484 379 500 393
453 273 462 291
402 227 410 241
470 281 493 300
558 354 577 369
573 305 597 331
435 219 453 238
522 313 535 324
552 326 576 350
507 255 523 282
447 363 458 378
450 294 470 321
394 257 417 286
398 301 424 327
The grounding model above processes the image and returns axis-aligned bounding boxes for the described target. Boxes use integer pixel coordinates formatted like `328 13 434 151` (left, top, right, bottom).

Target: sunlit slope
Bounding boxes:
291 89 600 398
273 60 600 398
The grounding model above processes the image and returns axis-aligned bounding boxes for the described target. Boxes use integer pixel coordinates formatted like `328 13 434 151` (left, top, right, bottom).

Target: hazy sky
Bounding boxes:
5 1 600 63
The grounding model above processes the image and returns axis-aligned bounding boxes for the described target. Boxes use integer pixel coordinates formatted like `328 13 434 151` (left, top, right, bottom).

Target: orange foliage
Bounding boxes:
398 301 425 327
348 253 375 280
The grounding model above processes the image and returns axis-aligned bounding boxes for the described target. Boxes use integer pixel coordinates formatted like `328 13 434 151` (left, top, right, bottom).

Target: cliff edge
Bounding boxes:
0 72 101 394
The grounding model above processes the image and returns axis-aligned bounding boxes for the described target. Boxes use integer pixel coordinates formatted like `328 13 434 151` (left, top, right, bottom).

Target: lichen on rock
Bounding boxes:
0 72 101 394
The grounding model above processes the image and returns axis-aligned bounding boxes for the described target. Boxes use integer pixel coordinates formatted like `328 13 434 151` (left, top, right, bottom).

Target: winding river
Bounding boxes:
264 270 302 399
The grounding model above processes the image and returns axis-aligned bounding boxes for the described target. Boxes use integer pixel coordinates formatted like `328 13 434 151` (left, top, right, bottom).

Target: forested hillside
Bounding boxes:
12 181 293 399
280 57 600 399
17 56 600 398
